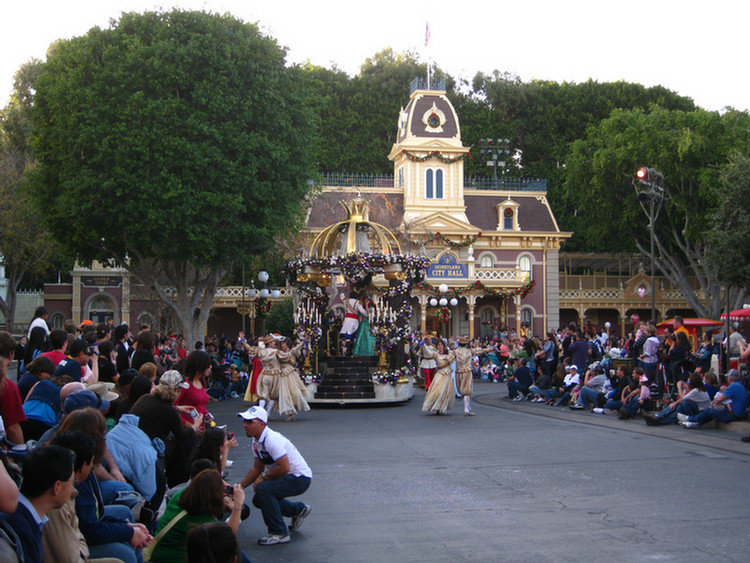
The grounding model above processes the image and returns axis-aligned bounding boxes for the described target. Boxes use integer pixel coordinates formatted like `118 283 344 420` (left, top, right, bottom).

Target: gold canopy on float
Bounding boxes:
309 196 401 257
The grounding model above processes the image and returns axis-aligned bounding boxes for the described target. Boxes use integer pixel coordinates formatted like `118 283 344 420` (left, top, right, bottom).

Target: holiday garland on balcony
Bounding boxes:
402 150 469 164
414 279 535 300
401 230 481 249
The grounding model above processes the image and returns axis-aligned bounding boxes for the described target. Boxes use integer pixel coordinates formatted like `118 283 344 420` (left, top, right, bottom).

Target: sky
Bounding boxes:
2 0 749 113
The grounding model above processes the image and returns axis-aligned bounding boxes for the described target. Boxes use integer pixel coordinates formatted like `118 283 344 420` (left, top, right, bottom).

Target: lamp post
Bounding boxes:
479 138 511 188
634 167 666 324
248 270 280 335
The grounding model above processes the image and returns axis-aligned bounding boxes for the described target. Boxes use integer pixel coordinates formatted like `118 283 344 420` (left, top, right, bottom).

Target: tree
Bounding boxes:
707 152 750 290
28 10 320 345
0 60 59 332
564 106 750 318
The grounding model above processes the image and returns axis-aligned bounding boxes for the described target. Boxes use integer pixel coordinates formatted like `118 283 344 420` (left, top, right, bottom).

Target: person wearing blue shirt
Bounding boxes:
679 370 748 429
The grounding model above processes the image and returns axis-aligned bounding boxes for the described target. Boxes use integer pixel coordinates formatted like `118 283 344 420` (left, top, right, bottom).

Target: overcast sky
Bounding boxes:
3 0 748 113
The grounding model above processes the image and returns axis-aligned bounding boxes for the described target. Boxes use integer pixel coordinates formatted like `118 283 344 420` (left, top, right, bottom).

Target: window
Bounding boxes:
51 313 65 330
425 169 443 199
520 308 533 336
518 255 532 281
504 215 513 230
398 167 404 187
480 255 494 268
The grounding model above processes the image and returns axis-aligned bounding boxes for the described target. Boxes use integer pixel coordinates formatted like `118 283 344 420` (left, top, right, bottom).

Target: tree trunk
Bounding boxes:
127 257 227 346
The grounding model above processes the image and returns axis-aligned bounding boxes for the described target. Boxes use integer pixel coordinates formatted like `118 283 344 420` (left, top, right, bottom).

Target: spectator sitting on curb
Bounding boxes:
569 368 608 410
643 372 711 426
679 369 748 429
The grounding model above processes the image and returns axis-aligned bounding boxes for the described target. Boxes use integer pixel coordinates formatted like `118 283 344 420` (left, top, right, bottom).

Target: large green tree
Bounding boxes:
0 60 59 332
707 152 750 291
28 10 320 344
564 106 750 318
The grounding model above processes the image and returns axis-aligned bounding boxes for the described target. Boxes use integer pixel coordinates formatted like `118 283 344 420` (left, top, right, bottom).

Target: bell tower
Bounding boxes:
388 78 471 227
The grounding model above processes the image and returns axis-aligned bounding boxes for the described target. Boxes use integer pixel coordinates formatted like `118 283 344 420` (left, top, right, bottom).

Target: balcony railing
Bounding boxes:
317 172 548 192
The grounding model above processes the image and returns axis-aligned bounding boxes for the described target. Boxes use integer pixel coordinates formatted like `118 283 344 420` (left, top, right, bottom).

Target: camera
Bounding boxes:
224 484 234 496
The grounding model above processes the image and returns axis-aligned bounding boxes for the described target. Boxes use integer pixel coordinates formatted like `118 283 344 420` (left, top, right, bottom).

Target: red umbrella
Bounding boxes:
657 317 723 328
720 307 750 321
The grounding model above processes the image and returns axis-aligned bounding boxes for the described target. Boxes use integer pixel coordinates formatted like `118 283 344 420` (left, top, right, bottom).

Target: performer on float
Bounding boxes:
454 336 493 416
417 336 439 390
277 338 310 421
340 290 368 356
352 294 376 356
243 335 282 415
421 339 457 415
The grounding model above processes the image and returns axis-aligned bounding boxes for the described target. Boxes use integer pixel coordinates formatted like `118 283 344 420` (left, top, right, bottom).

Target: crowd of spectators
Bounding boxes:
0 308 262 563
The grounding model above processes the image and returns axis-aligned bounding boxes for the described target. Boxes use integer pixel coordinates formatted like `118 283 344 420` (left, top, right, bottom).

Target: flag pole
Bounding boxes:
425 21 431 89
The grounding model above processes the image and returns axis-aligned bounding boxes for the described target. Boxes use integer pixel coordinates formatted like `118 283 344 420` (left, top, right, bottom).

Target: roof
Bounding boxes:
306 189 562 234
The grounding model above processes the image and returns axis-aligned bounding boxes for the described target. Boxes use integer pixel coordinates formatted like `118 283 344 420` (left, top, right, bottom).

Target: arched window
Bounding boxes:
51 313 65 330
435 169 443 198
480 255 494 268
518 255 533 281
426 169 434 199
520 307 533 336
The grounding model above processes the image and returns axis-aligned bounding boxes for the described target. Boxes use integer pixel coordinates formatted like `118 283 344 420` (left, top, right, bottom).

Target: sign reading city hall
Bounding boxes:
426 254 468 279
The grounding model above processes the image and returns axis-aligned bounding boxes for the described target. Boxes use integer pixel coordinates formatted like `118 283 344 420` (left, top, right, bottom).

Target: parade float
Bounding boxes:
284 195 429 404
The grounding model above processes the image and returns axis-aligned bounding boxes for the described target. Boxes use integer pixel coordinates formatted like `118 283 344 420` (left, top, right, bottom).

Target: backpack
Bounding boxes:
590 339 603 361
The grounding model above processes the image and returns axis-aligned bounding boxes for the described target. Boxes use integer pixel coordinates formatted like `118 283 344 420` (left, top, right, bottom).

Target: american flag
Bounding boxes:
425 22 430 47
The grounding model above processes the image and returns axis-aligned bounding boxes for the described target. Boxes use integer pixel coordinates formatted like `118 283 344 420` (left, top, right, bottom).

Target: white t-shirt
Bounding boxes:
253 426 312 478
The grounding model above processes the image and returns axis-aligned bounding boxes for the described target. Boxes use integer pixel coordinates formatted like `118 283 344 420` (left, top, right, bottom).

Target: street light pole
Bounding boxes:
479 138 511 188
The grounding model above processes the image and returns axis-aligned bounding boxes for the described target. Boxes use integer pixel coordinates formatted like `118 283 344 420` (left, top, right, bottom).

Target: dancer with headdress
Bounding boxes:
421 339 456 415
454 336 492 416
243 335 282 415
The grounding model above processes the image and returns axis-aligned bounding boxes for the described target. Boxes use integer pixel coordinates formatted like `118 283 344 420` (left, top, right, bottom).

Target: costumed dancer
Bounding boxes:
352 295 376 356
340 291 368 356
418 336 439 390
243 335 282 415
277 339 310 421
454 336 492 416
421 339 456 415
243 343 263 403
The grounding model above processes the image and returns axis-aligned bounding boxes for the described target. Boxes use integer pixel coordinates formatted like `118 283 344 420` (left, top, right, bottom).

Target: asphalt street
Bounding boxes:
214 380 750 563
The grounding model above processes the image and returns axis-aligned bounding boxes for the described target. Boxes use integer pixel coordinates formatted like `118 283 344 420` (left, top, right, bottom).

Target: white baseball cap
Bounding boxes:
237 405 268 423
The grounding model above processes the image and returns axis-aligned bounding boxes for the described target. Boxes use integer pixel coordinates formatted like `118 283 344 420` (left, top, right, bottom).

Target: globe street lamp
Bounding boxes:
634 167 666 324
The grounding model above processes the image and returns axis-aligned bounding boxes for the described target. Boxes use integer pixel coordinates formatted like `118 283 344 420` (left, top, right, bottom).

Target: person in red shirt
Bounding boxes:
0 331 26 444
41 329 68 366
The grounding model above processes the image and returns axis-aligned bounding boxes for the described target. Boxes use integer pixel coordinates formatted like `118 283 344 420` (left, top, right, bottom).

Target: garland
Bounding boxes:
402 150 468 164
298 373 323 385
256 300 273 317
285 252 430 285
372 364 416 386
401 230 482 249
414 279 536 300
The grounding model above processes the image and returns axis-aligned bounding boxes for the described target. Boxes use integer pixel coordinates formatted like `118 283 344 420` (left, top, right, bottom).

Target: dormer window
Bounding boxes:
426 169 443 199
496 199 520 230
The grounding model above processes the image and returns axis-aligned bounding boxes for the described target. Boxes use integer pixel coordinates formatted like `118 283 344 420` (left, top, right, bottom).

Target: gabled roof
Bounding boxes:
306 188 563 234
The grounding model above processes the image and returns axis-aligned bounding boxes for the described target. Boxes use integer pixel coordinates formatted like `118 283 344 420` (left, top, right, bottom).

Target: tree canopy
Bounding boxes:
563 106 750 316
28 9 320 342
0 60 59 331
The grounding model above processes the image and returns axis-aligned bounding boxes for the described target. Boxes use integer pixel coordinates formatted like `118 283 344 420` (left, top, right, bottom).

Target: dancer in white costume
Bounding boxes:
277 339 310 421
